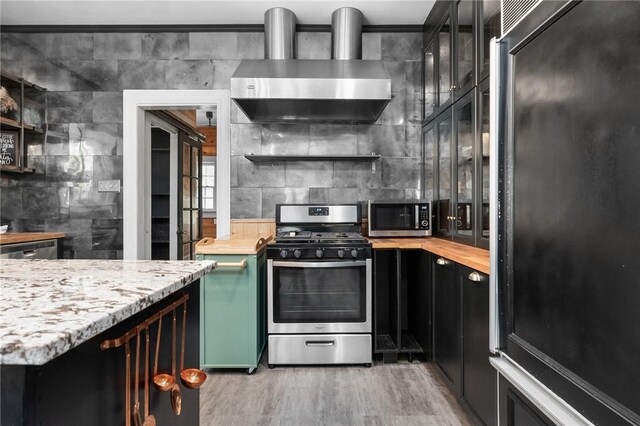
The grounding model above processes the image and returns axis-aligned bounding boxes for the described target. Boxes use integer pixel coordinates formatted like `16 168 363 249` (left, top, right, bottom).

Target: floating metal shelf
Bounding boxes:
244 154 381 162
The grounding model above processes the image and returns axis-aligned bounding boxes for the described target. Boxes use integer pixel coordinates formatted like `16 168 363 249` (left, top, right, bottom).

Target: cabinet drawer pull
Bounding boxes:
468 271 483 282
215 259 248 270
436 257 447 266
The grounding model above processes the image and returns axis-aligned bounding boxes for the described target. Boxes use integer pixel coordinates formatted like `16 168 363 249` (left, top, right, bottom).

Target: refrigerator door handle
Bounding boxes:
489 37 504 354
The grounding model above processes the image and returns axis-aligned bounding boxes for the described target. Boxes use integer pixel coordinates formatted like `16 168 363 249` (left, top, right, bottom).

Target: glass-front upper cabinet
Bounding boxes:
438 16 453 108
424 41 436 120
454 90 475 243
422 123 436 201
423 8 454 124
436 112 453 236
477 79 490 248
479 0 501 79
455 0 475 99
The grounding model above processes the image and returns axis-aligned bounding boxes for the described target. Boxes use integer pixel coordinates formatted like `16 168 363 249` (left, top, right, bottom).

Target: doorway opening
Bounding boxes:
122 90 230 260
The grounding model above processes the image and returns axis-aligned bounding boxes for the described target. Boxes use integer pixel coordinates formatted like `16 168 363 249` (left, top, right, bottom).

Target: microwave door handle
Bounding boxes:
415 205 419 229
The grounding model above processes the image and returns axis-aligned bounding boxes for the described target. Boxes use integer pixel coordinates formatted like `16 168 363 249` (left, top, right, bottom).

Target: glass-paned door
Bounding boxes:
455 0 475 98
454 90 475 242
436 111 453 236
178 133 202 260
422 123 436 201
424 41 436 120
438 17 453 107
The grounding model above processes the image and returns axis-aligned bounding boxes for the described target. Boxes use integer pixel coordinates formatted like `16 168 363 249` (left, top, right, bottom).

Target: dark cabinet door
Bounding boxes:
504 2 640 423
432 255 461 394
500 376 553 426
461 266 496 425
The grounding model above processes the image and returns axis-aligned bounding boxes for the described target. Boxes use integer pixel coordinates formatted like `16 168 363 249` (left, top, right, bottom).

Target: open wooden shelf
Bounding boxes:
0 117 43 134
0 72 22 86
0 117 21 130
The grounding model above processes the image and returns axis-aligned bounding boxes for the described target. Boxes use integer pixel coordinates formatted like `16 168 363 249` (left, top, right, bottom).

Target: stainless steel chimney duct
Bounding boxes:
231 6 391 123
264 7 297 59
331 7 363 60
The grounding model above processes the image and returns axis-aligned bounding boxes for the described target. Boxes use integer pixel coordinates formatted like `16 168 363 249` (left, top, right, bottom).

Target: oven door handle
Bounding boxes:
271 261 367 268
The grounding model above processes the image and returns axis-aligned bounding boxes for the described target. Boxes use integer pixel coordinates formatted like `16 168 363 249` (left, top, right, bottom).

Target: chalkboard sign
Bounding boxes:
0 130 21 170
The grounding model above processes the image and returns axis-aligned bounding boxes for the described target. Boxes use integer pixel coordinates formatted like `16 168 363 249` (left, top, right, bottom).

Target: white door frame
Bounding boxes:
123 90 231 260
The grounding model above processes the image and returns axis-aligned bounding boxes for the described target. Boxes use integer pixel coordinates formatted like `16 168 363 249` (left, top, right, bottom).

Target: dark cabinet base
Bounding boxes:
1 282 201 426
462 265 496 426
431 256 496 426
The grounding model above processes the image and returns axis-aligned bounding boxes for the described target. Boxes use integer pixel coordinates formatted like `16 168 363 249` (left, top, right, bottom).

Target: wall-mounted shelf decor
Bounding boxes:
1 71 46 173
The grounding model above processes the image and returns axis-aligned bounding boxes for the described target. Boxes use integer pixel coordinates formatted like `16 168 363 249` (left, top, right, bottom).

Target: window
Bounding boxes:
202 157 216 213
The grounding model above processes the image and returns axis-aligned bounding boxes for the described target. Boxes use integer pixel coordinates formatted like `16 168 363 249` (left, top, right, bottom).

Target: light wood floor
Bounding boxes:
200 357 473 426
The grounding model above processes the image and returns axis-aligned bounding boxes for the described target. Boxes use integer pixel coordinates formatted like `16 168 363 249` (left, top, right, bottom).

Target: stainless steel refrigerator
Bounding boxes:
489 1 640 425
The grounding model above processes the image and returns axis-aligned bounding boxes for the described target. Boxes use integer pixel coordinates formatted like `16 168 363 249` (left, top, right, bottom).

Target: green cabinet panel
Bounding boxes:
197 250 267 372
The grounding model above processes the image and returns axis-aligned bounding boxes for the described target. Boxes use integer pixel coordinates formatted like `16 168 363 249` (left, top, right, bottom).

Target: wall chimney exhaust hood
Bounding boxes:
230 7 391 124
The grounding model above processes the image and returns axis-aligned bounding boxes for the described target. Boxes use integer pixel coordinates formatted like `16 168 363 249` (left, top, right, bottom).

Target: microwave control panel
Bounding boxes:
418 204 430 230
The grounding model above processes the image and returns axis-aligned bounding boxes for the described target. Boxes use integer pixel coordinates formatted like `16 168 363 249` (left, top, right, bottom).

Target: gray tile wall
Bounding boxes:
0 31 422 258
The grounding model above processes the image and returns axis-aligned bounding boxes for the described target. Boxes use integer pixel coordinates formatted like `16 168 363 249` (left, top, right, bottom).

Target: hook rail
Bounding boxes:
100 294 190 350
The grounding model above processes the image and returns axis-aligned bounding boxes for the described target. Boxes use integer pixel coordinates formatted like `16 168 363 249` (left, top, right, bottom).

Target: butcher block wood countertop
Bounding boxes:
366 237 490 274
195 236 271 255
0 233 65 245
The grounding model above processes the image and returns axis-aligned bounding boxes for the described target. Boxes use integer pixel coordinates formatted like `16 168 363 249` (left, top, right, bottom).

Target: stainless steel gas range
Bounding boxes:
267 204 372 367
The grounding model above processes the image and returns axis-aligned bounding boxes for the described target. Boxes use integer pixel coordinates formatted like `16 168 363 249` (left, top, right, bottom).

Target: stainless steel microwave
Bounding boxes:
365 200 432 237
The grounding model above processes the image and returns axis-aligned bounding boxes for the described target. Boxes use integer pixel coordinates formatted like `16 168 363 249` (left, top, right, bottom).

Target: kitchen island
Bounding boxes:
0 259 215 425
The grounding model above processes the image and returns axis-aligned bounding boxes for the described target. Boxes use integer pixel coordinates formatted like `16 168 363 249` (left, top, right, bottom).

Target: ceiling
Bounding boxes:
1 0 435 26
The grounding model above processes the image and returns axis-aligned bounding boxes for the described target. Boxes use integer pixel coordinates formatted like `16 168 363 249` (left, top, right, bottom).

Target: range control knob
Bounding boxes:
293 249 302 258
280 249 289 258
351 249 359 258
315 249 324 258
337 249 345 258
421 220 428 227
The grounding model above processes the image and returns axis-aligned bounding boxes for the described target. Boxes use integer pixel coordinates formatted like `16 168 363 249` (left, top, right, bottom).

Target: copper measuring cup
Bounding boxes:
179 302 207 389
169 308 182 415
143 324 157 426
152 314 175 391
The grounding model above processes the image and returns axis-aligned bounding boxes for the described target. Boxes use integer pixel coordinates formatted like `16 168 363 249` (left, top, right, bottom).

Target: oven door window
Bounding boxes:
272 262 366 323
371 204 415 230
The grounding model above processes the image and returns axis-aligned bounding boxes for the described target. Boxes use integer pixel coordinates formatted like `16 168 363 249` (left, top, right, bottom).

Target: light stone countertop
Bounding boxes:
0 259 216 365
